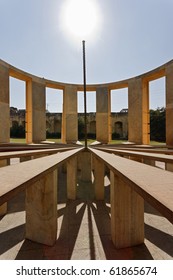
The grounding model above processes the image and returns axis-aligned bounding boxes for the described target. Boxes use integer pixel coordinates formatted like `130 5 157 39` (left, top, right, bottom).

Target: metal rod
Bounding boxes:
82 40 87 148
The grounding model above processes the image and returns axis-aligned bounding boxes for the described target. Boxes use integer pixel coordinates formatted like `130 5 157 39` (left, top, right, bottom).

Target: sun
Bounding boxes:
60 0 101 41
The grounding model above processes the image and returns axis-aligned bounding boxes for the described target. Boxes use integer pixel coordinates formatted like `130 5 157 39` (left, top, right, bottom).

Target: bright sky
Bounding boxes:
0 0 172 112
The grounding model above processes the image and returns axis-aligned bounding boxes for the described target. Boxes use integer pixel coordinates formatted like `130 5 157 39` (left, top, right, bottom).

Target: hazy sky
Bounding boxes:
0 0 173 112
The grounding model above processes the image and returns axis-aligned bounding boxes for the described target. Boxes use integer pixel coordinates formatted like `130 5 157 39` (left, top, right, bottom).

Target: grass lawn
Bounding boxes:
10 138 62 144
10 138 166 146
150 141 166 146
10 138 26 143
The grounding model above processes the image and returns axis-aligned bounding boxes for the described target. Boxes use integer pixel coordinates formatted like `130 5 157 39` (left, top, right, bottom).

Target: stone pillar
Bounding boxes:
166 63 173 146
20 156 32 162
143 158 155 166
0 159 10 167
77 153 82 171
67 155 77 199
80 150 92 182
62 86 78 143
129 156 142 163
0 203 7 216
0 159 10 216
96 87 111 143
165 163 173 172
93 156 105 200
26 78 46 143
128 78 150 144
0 62 10 143
25 169 58 246
32 154 48 159
110 171 144 248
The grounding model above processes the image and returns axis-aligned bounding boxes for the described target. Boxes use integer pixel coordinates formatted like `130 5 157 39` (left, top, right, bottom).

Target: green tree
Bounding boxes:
10 122 25 138
150 107 165 142
78 116 85 139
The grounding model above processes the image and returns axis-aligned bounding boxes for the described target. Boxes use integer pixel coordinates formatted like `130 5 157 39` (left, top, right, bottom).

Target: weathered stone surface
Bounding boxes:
111 171 144 248
80 150 92 182
166 63 173 146
25 170 58 246
62 86 78 143
128 78 149 145
96 87 111 143
26 79 46 143
0 63 10 143
93 156 105 200
67 155 77 199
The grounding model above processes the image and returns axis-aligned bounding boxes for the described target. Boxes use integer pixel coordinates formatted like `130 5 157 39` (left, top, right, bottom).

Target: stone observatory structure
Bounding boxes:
0 58 173 146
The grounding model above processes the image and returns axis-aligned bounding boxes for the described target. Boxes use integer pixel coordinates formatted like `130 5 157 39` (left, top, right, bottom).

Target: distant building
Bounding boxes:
10 107 128 139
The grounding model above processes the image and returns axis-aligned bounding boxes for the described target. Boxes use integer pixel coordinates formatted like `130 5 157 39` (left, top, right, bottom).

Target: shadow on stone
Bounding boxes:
0 224 25 256
90 201 153 260
145 223 173 257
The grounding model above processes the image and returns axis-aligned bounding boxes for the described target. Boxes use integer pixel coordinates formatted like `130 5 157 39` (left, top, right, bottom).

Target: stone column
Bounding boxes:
96 87 111 143
25 169 58 246
0 62 10 143
67 155 77 199
93 156 105 200
0 161 8 215
20 156 32 162
62 86 78 143
26 78 46 143
110 171 144 248
128 78 150 144
166 62 173 146
80 150 92 182
0 159 10 216
0 203 7 216
165 163 173 172
129 156 142 163
0 159 10 167
143 158 155 166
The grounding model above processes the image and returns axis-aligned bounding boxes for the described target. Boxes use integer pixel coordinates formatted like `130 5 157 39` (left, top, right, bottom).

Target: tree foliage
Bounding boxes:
78 116 85 139
150 107 165 142
10 122 25 138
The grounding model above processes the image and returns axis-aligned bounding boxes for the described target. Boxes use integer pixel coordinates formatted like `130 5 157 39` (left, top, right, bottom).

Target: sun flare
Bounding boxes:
60 0 101 41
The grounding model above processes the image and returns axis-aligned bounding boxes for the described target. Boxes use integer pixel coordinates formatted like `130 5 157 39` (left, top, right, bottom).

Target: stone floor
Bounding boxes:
0 169 173 260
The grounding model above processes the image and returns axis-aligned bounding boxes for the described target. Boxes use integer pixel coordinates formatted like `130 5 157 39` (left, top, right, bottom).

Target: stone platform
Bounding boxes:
0 170 173 260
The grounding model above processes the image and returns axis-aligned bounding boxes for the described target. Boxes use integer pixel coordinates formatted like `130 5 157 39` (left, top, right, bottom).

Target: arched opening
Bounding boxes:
46 88 63 142
113 121 123 139
149 77 165 144
10 77 26 143
111 88 128 141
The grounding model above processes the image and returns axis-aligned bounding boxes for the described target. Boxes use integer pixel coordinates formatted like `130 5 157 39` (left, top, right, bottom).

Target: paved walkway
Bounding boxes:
0 170 173 260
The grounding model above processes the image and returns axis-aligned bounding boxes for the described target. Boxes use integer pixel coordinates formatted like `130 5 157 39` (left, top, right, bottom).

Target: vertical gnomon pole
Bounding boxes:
82 40 87 149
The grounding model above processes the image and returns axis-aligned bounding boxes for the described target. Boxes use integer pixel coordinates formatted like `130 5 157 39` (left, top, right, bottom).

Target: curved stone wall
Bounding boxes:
0 58 173 145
